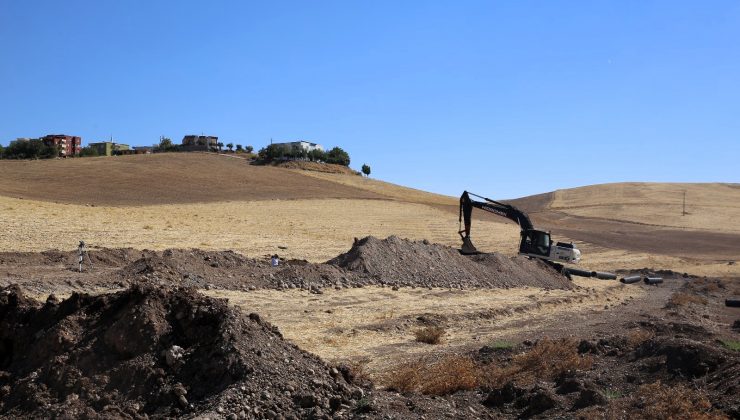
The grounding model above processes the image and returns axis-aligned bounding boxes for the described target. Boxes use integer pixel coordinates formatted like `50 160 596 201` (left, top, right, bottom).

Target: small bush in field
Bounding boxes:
414 326 445 344
480 337 593 387
385 355 478 395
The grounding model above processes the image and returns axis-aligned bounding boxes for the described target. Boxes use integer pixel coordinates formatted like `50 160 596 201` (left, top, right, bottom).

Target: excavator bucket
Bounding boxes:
460 236 479 255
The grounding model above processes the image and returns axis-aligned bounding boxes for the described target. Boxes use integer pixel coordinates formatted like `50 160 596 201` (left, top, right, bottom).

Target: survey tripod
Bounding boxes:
78 241 94 272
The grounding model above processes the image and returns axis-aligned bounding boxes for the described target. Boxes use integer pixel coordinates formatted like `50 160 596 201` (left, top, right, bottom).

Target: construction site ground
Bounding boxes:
1 155 738 418
1 237 738 418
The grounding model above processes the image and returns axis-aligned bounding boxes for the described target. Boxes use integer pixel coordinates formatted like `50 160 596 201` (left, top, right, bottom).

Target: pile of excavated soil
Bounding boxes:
0 248 141 271
2 236 572 295
0 284 365 418
115 251 350 291
327 236 572 290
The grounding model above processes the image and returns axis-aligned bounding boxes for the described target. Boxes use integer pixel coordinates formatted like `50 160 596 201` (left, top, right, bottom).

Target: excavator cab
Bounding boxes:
519 229 551 258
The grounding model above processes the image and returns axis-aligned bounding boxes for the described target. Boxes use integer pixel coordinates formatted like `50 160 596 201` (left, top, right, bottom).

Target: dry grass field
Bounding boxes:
205 278 644 380
1 153 738 275
523 182 740 232
0 195 516 262
2 154 738 418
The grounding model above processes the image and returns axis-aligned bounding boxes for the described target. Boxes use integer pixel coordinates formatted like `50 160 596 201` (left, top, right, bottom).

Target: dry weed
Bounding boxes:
666 292 708 308
386 337 594 395
343 357 372 385
626 328 655 347
385 356 478 395
480 337 593 387
414 326 445 345
604 381 726 420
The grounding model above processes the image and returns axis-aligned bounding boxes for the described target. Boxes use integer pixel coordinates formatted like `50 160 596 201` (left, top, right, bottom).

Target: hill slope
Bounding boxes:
509 183 740 259
0 153 393 205
0 156 737 274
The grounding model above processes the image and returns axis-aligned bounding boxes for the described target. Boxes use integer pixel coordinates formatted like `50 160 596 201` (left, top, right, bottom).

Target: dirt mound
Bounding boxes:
117 249 258 286
0 284 363 418
0 248 139 270
115 250 350 292
5 238 573 296
328 236 572 290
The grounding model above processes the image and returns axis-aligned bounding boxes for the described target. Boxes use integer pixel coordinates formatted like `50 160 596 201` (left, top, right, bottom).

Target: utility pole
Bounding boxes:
682 190 687 216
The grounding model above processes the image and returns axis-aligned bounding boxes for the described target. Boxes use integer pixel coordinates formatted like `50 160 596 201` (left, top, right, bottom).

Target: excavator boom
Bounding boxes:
458 190 581 264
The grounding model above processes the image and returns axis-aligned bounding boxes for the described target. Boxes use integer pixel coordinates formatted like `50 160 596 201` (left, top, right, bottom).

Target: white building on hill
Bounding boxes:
272 140 323 152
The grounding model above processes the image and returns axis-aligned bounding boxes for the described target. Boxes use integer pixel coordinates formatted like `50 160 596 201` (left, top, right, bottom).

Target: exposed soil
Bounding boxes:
0 236 573 296
365 276 740 419
2 277 737 419
329 236 572 290
508 189 740 260
0 236 738 419
0 284 366 419
536 210 740 260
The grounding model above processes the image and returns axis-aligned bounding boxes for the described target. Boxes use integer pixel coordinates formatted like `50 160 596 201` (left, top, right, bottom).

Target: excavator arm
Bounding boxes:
459 191 533 234
458 190 582 263
459 191 541 255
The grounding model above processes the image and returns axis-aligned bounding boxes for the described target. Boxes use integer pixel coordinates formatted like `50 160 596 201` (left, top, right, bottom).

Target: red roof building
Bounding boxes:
41 134 82 157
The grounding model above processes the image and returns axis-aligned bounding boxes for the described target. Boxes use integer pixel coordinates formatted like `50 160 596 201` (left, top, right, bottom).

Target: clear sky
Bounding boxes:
1 1 738 198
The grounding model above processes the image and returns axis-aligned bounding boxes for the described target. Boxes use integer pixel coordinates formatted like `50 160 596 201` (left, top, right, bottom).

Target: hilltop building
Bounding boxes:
181 135 218 151
41 134 82 157
88 141 130 156
271 140 323 153
132 146 152 154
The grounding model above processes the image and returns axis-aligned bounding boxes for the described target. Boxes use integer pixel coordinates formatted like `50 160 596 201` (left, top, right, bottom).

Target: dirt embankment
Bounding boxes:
329 236 572 290
1 236 573 296
2 278 737 419
0 284 365 419
122 236 572 291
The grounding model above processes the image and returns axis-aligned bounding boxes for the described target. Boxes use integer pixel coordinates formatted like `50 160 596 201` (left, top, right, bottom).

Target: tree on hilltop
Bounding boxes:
155 137 177 152
362 164 371 177
236 144 243 152
226 143 234 152
245 145 254 154
217 142 224 152
79 146 99 157
326 147 350 166
3 139 58 159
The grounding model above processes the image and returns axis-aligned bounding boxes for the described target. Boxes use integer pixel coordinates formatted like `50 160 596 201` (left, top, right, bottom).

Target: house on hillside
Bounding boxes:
271 140 323 153
41 134 82 157
88 141 130 156
181 135 218 152
132 146 152 154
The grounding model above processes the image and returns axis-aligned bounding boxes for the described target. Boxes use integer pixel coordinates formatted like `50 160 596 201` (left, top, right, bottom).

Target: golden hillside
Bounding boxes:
513 182 740 233
0 155 737 275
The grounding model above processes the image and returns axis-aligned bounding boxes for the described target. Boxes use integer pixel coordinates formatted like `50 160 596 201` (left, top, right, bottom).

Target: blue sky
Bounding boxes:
1 1 738 198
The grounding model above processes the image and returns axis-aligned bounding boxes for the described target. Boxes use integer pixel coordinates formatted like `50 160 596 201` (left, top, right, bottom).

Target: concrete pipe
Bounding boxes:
620 276 641 284
595 272 617 280
726 298 740 308
564 267 595 278
644 277 663 285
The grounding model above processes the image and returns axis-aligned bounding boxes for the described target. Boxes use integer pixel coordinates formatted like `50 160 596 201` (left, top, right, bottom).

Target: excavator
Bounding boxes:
458 191 581 264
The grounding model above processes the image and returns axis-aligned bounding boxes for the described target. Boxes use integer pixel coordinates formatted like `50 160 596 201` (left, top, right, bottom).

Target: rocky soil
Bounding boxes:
0 284 368 419
328 236 572 290
0 237 738 418
0 236 573 296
